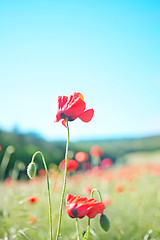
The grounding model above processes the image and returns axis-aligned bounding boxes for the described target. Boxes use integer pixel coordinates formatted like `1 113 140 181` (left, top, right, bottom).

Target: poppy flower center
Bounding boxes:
71 208 78 217
60 113 74 121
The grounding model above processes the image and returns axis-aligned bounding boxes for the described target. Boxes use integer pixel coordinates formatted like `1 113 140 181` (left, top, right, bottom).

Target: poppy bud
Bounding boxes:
27 162 36 179
100 214 110 232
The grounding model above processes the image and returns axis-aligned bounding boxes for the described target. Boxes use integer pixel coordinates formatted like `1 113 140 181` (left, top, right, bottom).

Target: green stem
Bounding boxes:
90 188 103 202
0 145 15 181
86 218 90 240
31 151 53 240
76 218 80 240
56 118 70 240
86 188 103 239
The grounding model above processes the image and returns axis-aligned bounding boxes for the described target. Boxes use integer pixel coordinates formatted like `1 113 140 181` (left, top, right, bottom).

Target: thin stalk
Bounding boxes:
76 218 80 240
86 188 103 239
90 188 103 202
0 145 15 181
31 151 53 240
86 218 90 240
56 118 70 240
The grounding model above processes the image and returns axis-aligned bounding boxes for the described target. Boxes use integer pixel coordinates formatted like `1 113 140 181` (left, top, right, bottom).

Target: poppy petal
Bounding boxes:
87 202 105 218
66 193 74 202
64 98 86 117
58 96 68 110
78 109 94 122
77 93 84 101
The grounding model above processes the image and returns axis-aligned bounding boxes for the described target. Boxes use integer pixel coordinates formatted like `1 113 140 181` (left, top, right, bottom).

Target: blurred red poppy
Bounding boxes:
4 177 13 186
82 186 92 195
75 152 89 162
38 169 46 177
59 159 79 172
27 195 38 204
28 216 37 224
55 92 94 127
89 145 103 157
100 158 113 168
65 193 105 219
103 198 112 206
115 185 124 193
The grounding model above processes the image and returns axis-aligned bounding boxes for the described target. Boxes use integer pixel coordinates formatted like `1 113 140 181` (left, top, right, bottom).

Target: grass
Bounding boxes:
0 163 160 240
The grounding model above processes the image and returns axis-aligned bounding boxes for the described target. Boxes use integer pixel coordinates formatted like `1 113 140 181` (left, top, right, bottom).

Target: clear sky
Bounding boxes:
0 0 160 141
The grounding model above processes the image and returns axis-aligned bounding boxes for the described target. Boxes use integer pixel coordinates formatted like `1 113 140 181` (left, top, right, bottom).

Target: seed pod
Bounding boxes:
27 162 36 179
100 214 110 232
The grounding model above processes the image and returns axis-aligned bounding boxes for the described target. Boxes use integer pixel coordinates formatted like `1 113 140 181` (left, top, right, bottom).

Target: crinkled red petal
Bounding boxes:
78 109 94 122
87 202 105 218
64 97 86 117
58 96 68 110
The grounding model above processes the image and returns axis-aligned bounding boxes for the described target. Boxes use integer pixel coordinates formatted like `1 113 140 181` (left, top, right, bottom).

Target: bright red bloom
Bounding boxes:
75 152 89 163
27 195 38 204
55 92 94 127
65 193 105 219
59 159 79 172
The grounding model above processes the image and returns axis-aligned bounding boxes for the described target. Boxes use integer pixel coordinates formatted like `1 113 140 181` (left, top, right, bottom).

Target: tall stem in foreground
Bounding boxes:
56 118 70 240
30 151 53 240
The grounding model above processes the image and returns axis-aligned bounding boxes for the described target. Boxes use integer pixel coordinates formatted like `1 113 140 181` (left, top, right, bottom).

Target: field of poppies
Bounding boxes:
0 160 160 240
1 92 160 240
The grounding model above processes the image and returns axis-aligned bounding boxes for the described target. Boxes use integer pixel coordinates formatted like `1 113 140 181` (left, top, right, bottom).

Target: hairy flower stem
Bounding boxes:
86 188 103 239
76 218 80 240
56 118 70 240
31 151 53 240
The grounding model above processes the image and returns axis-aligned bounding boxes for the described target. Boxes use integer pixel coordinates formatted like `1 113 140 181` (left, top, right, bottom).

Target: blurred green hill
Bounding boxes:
0 129 160 179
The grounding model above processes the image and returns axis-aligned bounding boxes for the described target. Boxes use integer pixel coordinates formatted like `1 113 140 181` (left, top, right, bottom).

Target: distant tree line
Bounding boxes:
0 129 160 180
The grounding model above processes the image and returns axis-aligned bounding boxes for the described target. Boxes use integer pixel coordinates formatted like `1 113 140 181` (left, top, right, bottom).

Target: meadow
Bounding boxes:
0 160 160 240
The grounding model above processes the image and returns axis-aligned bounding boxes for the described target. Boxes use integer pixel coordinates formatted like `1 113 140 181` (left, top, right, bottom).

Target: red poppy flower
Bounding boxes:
59 159 79 172
27 195 38 204
89 145 103 157
82 186 92 195
115 185 124 193
100 158 113 168
38 169 46 177
103 198 112 206
75 152 89 163
4 177 13 186
65 193 105 219
28 216 37 224
55 92 94 127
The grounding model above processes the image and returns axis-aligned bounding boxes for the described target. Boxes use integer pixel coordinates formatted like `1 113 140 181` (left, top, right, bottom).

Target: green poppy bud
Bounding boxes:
100 214 110 232
27 162 36 179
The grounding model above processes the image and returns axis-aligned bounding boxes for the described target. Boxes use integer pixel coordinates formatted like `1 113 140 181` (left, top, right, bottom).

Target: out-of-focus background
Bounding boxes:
0 0 160 179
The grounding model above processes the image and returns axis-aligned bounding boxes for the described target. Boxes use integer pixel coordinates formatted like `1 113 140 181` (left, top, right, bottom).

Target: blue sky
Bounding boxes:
0 0 160 141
